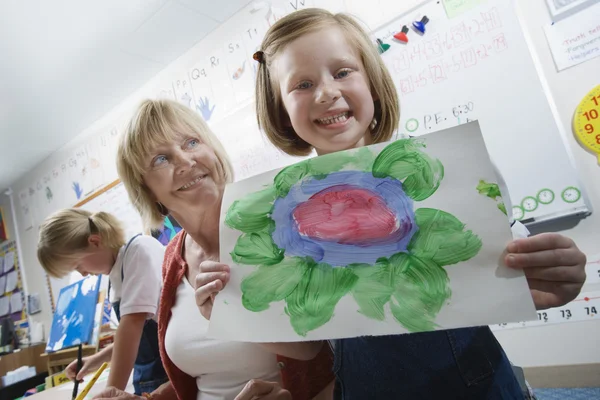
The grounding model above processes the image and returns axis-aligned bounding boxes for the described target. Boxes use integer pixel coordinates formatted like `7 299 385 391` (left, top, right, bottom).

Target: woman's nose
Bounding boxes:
174 151 196 174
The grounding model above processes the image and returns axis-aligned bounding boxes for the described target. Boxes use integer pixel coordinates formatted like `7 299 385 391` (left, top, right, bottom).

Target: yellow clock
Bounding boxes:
573 85 600 163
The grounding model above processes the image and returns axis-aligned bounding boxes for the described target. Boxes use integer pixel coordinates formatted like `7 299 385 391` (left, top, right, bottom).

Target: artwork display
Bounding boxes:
209 123 536 342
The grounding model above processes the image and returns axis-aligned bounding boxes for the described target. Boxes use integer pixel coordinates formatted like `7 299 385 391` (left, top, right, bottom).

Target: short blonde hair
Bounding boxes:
37 209 125 278
255 8 400 156
117 99 234 230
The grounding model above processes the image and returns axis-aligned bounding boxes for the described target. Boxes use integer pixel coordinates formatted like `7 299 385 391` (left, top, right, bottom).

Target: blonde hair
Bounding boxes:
255 8 400 156
117 99 234 230
37 209 125 278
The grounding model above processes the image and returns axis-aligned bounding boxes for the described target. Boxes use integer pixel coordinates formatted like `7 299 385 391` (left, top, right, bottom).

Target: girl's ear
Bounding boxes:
88 234 102 248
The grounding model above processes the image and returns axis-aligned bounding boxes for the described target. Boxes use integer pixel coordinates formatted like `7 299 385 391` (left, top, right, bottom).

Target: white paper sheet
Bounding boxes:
9 293 22 313
209 123 536 342
5 270 18 293
3 251 15 273
544 2 600 71
0 296 9 317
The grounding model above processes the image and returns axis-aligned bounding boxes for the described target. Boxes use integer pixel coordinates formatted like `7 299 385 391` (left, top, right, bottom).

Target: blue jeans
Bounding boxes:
333 327 523 400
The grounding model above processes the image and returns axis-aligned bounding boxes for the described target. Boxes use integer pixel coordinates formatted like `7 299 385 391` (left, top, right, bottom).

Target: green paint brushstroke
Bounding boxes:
231 232 284 266
272 148 375 198
476 180 502 199
476 180 507 215
350 260 394 320
225 186 276 233
372 139 444 201
409 208 482 266
242 257 309 312
285 262 358 336
389 253 450 332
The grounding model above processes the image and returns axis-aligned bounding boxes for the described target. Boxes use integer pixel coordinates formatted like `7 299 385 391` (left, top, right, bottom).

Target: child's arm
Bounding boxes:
106 313 147 390
65 344 113 381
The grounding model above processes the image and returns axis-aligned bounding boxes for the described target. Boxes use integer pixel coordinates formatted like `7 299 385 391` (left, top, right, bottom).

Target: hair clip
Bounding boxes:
253 50 265 63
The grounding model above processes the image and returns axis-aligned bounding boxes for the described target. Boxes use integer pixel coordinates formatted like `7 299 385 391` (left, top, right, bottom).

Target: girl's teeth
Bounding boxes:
318 112 349 125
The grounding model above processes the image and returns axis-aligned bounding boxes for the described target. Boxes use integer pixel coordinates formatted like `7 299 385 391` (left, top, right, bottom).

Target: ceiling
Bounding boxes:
0 0 252 192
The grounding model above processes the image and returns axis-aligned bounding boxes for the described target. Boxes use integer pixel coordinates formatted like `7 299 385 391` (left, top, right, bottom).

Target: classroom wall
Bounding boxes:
6 0 600 367
491 0 600 368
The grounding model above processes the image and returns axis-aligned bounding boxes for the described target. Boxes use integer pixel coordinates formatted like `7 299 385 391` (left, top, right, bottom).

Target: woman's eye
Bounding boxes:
186 138 200 149
335 69 352 79
151 155 168 167
295 81 312 90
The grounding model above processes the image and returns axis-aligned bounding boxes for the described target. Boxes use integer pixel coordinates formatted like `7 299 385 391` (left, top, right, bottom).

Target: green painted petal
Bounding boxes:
497 202 507 215
230 232 284 266
409 208 482 266
225 186 276 233
274 162 309 198
476 179 502 199
389 253 451 332
349 261 394 321
241 257 310 312
372 139 444 201
285 263 358 336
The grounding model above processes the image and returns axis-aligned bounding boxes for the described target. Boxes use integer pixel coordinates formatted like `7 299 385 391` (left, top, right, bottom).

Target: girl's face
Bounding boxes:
274 26 375 155
72 235 115 276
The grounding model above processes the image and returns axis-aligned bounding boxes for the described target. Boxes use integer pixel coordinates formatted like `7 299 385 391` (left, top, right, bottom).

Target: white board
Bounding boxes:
374 0 591 224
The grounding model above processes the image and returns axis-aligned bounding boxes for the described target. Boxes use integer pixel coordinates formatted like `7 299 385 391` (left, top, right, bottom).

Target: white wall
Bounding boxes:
492 0 600 368
6 0 600 367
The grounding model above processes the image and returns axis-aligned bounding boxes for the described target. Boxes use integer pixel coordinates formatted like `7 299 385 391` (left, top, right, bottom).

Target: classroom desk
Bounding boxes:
27 368 134 400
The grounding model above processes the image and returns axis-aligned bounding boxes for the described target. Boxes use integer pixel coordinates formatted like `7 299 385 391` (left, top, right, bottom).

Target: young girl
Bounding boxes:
251 8 587 399
38 209 168 395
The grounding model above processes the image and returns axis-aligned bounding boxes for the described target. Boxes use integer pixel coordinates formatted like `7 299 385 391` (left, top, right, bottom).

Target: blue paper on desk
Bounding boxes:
46 276 101 352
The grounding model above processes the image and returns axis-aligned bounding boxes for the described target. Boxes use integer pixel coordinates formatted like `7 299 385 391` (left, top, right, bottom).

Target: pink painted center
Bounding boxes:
292 186 398 244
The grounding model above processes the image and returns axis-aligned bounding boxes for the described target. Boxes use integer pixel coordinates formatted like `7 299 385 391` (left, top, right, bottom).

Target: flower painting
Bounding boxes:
210 124 535 342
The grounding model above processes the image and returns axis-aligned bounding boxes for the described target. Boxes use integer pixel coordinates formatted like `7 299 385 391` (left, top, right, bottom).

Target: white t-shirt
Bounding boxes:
164 276 280 400
109 235 165 320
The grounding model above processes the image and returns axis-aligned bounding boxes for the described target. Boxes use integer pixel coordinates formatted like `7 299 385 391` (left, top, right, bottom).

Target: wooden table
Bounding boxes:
40 345 97 375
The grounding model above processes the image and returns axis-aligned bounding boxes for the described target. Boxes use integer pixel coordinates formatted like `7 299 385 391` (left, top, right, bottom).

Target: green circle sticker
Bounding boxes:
512 205 525 221
405 118 419 132
561 186 581 203
521 196 539 212
536 188 555 205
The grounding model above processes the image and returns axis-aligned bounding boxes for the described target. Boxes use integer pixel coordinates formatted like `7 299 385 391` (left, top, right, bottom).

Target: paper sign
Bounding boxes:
544 2 600 71
0 296 9 317
442 0 486 18
5 270 18 293
10 293 22 313
3 251 15 273
209 123 536 342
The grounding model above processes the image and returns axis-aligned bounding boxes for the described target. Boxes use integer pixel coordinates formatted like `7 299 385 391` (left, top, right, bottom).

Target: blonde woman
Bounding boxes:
37 209 168 394
92 99 334 400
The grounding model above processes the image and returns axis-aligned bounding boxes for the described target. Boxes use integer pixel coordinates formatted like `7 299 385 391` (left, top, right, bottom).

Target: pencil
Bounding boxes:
72 344 83 400
75 362 108 400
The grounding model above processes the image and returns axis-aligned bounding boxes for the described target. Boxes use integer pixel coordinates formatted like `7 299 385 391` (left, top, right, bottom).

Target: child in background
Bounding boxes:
37 209 168 395
252 8 587 399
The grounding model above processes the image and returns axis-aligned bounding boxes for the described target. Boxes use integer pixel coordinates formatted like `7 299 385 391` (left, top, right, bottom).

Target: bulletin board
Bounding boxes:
0 240 26 322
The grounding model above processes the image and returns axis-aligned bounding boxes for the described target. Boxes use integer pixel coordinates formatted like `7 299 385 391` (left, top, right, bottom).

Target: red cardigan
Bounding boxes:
157 231 334 400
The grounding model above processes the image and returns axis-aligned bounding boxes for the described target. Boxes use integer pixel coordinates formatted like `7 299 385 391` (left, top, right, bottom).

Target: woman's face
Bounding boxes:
142 129 224 217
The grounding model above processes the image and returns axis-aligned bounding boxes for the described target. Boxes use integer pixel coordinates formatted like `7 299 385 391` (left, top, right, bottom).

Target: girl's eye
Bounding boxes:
335 69 352 79
186 138 200 149
151 155 168 168
295 81 312 90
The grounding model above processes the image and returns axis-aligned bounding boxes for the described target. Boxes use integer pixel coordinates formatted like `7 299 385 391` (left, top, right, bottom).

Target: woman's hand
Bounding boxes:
235 380 292 400
65 354 101 382
505 233 586 310
92 387 142 400
194 261 230 319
